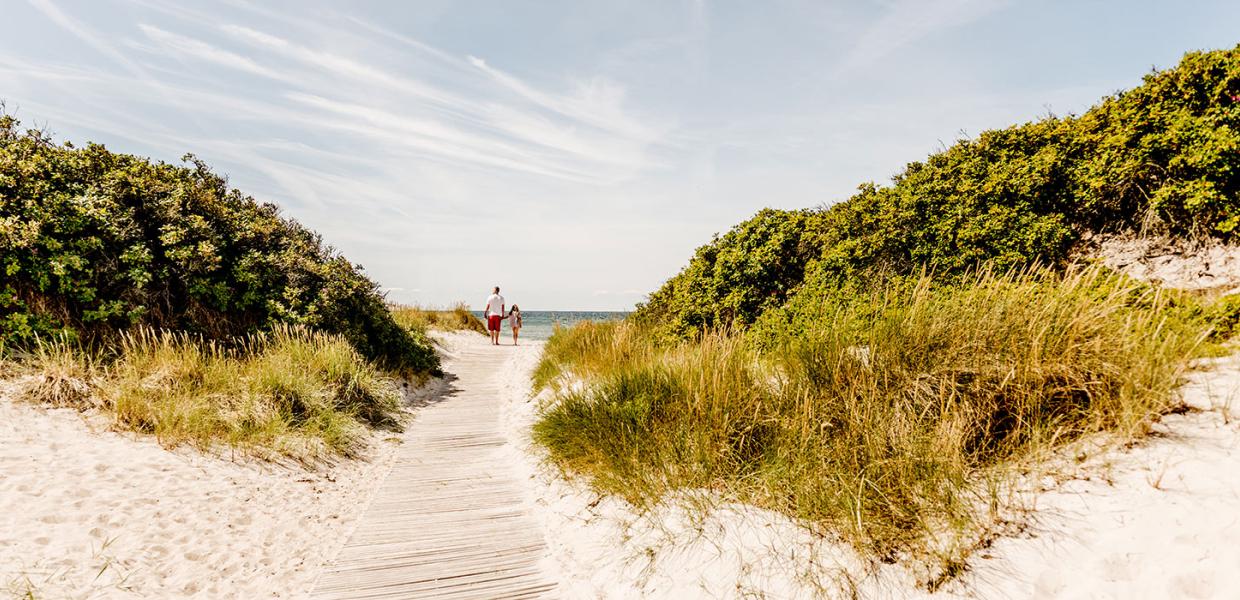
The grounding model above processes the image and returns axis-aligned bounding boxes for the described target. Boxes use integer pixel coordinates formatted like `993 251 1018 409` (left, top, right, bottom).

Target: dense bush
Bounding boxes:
633 209 824 340
637 45 1240 340
0 116 438 375
537 44 1240 577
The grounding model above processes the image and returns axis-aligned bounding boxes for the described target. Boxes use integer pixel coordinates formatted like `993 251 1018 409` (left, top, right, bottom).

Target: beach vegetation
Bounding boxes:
535 266 1212 577
634 45 1240 342
534 44 1240 581
13 326 400 462
390 303 487 336
0 114 438 376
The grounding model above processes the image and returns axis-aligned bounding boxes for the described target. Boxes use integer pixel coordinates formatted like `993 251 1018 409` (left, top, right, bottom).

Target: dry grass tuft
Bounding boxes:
390 303 487 335
13 338 99 409
532 265 1212 579
8 327 402 462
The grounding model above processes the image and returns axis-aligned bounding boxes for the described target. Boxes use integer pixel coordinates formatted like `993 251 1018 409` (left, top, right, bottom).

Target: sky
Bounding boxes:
2 1 1238 310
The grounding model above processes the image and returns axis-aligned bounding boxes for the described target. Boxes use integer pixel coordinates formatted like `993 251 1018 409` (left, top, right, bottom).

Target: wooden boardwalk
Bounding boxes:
312 341 556 599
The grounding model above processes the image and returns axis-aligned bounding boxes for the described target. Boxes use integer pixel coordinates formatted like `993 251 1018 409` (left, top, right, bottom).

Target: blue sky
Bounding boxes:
3 0 1238 310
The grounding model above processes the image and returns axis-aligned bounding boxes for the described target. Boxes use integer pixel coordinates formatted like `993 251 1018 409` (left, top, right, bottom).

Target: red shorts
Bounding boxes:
487 315 503 331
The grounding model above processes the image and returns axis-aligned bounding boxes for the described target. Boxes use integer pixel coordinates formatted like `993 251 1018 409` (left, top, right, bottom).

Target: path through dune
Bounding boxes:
311 336 555 599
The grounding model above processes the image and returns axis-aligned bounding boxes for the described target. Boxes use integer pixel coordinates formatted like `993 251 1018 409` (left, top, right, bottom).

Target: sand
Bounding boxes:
4 332 1239 599
0 385 403 599
1086 233 1240 292
948 354 1240 600
497 340 1240 599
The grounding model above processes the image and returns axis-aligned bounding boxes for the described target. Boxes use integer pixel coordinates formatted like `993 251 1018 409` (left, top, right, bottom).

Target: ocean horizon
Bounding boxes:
472 310 629 341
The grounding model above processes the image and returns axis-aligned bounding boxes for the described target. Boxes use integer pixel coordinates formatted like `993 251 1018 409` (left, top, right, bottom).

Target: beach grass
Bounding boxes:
390 303 487 335
12 326 401 462
532 266 1212 578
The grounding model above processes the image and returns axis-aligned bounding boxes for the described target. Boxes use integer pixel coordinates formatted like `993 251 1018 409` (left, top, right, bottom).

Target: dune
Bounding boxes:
498 339 1240 599
0 381 403 599
3 331 1238 599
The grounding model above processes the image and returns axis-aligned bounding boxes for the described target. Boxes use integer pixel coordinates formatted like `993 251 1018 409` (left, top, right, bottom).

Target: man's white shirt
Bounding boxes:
485 294 505 316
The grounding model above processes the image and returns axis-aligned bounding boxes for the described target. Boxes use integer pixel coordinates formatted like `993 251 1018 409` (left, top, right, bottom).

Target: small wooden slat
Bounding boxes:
311 343 556 599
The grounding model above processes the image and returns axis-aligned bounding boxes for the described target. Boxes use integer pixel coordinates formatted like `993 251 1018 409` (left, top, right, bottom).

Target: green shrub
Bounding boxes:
639 45 1240 341
633 209 825 340
0 116 438 375
1205 292 1240 340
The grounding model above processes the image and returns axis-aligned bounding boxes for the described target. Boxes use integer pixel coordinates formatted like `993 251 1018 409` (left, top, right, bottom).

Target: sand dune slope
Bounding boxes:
0 388 399 599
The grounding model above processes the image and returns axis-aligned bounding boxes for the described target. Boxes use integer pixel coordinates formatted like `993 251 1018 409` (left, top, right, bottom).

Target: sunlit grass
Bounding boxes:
532 266 1213 581
390 303 487 335
12 326 401 462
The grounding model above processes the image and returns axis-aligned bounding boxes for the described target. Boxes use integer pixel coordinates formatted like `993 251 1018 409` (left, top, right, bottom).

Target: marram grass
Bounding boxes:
390 303 487 335
532 266 1212 580
13 326 401 462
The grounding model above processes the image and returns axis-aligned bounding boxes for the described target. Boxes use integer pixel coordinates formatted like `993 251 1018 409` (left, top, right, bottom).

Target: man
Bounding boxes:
484 286 505 345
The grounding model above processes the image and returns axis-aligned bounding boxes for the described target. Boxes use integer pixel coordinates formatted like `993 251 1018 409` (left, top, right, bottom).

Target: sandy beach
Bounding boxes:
3 333 1239 599
498 339 1240 599
0 384 402 599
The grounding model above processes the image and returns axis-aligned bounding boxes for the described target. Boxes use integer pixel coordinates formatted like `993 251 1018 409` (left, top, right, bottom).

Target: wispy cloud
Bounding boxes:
837 0 1008 73
27 0 149 80
467 55 664 143
137 24 293 82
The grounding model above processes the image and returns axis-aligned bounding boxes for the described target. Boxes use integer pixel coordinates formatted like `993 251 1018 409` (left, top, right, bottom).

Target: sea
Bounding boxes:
473 310 629 341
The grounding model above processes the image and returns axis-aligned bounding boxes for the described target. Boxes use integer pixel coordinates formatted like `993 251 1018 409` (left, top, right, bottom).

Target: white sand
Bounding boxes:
497 341 1240 599
495 343 868 599
5 332 1238 599
1086 233 1240 292
946 355 1240 600
0 385 403 599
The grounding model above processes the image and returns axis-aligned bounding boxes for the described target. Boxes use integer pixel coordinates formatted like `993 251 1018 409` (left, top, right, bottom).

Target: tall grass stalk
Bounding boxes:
390 303 487 335
532 266 1210 577
13 326 401 462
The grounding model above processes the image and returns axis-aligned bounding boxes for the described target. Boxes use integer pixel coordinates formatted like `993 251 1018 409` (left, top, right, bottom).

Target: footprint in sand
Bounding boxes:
1100 554 1135 582
1170 571 1216 599
1033 569 1067 598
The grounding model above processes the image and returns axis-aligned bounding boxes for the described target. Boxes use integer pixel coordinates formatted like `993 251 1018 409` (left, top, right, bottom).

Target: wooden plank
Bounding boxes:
311 343 556 599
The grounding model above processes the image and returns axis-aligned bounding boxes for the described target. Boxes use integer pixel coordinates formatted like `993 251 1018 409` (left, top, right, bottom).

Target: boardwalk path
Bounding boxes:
312 339 555 599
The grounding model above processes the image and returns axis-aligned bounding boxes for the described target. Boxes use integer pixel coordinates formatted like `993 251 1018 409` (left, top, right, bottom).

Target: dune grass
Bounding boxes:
11 327 401 462
532 266 1212 580
390 303 487 335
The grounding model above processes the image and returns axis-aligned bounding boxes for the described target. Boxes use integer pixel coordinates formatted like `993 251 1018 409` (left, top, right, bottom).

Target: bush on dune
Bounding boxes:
633 208 825 340
535 267 1210 573
0 115 438 375
536 45 1240 576
635 45 1240 340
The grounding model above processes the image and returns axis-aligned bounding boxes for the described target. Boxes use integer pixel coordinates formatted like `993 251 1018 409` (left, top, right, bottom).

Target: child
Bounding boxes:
509 305 522 346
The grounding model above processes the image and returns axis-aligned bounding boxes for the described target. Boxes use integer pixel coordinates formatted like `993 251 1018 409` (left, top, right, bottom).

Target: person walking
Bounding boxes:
484 286 505 346
508 305 523 346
